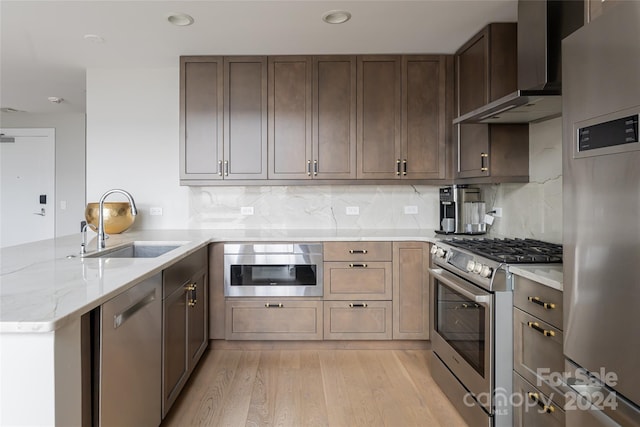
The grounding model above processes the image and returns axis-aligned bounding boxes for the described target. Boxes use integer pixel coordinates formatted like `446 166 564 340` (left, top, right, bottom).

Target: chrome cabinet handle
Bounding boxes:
396 159 401 176
528 296 556 310
480 152 489 172
527 321 556 337
313 160 318 176
348 263 368 268
307 160 311 176
218 160 223 176
402 159 407 176
349 249 368 254
349 303 368 308
265 303 284 308
224 160 229 176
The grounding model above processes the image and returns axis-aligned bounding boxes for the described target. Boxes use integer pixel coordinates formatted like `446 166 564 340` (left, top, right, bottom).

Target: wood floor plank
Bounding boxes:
162 348 469 427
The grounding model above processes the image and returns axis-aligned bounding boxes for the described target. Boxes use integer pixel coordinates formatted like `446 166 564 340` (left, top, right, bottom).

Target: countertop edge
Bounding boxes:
509 265 563 291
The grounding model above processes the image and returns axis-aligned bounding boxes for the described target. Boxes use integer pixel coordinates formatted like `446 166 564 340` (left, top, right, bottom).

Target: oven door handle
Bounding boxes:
429 268 492 305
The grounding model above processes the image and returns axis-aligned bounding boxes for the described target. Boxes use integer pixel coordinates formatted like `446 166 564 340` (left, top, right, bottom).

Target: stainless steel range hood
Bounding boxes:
454 0 583 124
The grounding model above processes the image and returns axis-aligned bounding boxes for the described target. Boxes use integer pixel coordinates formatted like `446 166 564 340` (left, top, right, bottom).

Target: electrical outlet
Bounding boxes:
240 206 254 215
150 207 163 216
404 205 418 215
493 207 503 218
60 200 67 210
346 206 359 215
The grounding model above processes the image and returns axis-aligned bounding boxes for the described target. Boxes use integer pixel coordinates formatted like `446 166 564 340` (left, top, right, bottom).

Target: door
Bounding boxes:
357 55 401 179
224 56 268 180
0 128 55 248
268 56 312 179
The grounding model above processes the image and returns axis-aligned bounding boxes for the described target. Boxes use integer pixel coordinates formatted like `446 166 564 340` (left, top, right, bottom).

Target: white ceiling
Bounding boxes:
0 0 517 114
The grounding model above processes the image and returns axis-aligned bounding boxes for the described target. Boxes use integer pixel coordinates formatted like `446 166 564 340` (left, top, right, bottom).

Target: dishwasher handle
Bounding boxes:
113 288 157 329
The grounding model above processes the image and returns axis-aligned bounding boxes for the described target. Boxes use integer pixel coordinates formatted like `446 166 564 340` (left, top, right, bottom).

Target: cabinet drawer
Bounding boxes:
514 275 562 330
514 307 565 403
225 300 322 340
324 301 392 340
323 241 392 261
513 372 565 427
324 261 392 300
163 247 207 298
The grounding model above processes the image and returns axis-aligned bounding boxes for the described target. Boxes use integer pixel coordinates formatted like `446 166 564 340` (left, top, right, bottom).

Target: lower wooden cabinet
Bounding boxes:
513 372 565 427
162 247 208 417
225 299 323 340
392 242 430 339
324 301 392 340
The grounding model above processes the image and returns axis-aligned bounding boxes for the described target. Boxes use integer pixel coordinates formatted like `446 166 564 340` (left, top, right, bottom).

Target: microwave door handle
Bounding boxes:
428 268 492 305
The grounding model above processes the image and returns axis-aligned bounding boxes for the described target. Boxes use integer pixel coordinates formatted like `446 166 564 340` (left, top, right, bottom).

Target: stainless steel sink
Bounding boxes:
84 242 184 258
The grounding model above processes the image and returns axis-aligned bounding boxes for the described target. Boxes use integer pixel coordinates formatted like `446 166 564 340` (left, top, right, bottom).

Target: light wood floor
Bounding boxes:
161 347 468 427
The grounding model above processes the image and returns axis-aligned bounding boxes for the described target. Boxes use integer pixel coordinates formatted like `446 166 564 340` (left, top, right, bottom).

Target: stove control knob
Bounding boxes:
467 260 476 272
473 263 483 274
436 248 446 258
430 245 439 255
480 265 493 278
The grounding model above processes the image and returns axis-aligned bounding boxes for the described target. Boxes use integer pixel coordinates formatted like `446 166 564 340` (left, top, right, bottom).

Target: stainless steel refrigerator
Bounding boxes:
563 2 640 426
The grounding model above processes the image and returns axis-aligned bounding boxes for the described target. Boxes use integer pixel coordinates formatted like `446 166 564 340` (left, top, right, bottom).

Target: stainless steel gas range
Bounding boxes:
428 238 562 427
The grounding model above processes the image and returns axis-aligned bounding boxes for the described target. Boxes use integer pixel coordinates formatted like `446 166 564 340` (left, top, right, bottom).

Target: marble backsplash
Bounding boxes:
188 117 563 243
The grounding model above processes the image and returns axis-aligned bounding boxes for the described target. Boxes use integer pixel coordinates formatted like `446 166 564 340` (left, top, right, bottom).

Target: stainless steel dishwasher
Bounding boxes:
99 273 162 427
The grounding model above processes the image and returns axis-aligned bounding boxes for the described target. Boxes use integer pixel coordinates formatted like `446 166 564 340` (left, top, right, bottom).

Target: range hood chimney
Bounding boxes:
454 0 584 124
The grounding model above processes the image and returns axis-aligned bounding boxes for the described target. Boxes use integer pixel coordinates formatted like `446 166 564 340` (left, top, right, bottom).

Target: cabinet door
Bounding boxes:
313 56 357 179
163 286 188 416
392 242 430 340
357 55 402 179
180 57 223 181
457 30 488 115
457 124 490 178
268 56 312 179
187 271 208 370
402 55 448 179
224 56 268 179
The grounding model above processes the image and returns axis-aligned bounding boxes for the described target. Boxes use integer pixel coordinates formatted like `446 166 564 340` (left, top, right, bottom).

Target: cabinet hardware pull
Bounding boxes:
113 289 156 329
403 159 407 176
218 160 223 176
527 321 556 337
307 160 312 176
349 249 368 254
185 283 197 292
224 160 229 176
528 296 556 310
313 160 318 176
265 303 284 308
349 303 368 308
527 392 555 414
349 263 368 268
396 159 401 176
188 299 197 307
480 152 489 172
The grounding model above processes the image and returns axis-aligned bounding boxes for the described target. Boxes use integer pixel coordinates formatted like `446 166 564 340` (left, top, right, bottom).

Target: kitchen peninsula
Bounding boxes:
0 228 438 426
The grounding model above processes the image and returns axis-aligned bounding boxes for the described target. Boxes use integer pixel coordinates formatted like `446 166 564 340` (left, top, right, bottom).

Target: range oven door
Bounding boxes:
429 267 493 412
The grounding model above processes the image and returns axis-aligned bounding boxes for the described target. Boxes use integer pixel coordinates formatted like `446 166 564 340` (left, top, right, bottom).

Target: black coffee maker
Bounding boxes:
436 185 485 234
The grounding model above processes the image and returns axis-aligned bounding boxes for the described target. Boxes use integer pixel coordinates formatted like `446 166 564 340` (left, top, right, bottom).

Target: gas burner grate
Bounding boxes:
446 238 563 264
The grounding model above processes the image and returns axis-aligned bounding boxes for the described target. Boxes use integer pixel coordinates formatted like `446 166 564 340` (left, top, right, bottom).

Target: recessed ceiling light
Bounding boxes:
322 10 352 24
84 34 105 43
167 13 194 26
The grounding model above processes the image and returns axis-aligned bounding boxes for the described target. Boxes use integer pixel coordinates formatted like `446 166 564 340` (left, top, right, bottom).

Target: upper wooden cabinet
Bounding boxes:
180 56 267 183
224 56 268 180
358 55 450 180
181 54 451 185
455 24 529 182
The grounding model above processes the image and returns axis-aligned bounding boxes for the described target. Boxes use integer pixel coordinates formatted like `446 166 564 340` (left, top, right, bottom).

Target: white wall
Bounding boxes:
86 67 562 237
0 112 86 237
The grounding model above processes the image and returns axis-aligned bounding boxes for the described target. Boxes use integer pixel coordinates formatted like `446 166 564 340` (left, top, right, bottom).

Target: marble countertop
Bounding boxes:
509 264 563 291
0 228 440 333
